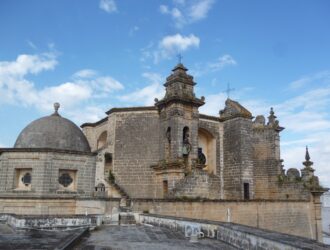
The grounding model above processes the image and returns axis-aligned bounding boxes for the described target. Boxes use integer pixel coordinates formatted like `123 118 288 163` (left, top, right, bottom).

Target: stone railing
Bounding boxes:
0 213 103 230
138 214 329 250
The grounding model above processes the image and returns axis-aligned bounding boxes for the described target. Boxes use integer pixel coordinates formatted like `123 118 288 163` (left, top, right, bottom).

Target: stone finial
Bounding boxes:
267 107 284 131
53 102 60 116
303 146 314 169
301 146 320 187
305 146 310 161
267 107 276 125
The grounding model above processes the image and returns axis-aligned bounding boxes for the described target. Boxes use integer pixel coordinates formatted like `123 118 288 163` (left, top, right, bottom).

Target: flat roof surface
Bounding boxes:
74 225 236 250
0 224 84 250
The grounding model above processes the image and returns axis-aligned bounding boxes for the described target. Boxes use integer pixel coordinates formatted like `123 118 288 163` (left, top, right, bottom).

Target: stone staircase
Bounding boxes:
103 180 136 225
107 180 131 208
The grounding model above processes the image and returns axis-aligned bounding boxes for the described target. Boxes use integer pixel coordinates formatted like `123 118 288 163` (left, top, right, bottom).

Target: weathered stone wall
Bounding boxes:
0 198 119 215
223 117 254 199
252 127 311 200
132 199 319 240
139 214 329 248
253 127 279 199
172 169 221 199
82 119 109 152
113 110 160 198
0 151 96 197
76 198 119 215
159 103 199 165
0 198 76 214
198 118 222 176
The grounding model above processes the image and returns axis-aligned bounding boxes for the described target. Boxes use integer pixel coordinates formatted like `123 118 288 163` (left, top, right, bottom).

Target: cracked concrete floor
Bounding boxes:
74 225 236 250
0 224 84 250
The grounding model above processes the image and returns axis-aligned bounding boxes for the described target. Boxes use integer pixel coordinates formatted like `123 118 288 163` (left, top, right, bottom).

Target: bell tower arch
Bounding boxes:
155 63 205 169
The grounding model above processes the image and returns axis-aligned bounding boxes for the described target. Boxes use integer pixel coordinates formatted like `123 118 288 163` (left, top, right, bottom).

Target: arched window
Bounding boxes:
198 128 216 174
165 127 171 159
183 126 189 142
182 127 191 156
97 131 107 149
166 127 171 143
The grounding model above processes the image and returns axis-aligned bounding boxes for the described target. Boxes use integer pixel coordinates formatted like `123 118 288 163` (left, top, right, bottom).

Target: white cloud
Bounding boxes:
118 72 164 106
191 54 237 77
199 92 227 116
0 51 124 121
208 55 237 71
160 0 215 28
189 0 215 21
37 82 93 111
99 0 117 13
129 26 139 36
67 105 107 125
289 70 330 90
90 76 124 93
142 72 163 84
72 69 98 79
160 5 169 14
151 34 200 63
160 5 184 27
26 40 37 50
0 53 57 77
0 52 58 106
160 33 200 52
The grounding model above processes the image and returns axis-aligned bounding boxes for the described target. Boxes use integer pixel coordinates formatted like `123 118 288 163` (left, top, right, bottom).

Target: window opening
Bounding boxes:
163 180 168 197
244 183 250 200
21 172 31 186
59 173 73 187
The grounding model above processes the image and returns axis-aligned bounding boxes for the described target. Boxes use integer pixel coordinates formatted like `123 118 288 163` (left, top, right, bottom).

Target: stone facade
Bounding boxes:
132 199 323 241
0 63 327 243
139 213 330 249
82 63 326 202
0 150 96 198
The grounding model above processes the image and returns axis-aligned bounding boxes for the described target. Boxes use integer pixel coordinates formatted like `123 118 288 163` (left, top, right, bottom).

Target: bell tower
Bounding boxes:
155 63 205 168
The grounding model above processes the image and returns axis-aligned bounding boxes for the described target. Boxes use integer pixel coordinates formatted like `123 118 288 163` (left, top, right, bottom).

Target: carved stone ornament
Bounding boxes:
59 173 73 187
21 173 32 186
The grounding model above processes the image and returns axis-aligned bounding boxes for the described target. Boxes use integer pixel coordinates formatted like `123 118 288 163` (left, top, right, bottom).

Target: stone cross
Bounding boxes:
225 83 235 98
177 54 183 64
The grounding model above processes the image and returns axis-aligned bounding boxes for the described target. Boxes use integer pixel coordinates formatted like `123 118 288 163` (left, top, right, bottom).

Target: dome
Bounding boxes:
14 103 91 152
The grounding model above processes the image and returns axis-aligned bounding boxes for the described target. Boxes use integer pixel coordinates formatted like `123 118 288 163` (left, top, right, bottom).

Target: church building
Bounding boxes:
0 63 326 240
82 62 322 201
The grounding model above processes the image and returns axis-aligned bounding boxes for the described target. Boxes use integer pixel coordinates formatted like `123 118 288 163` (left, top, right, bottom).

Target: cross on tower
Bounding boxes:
225 82 235 98
177 54 183 64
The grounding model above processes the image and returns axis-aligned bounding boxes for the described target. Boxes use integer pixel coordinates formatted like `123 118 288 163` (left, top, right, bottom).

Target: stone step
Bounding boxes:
119 206 132 212
119 213 136 225
102 214 119 225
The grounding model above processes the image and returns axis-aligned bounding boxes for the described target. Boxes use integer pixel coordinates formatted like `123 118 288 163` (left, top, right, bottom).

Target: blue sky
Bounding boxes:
0 0 330 186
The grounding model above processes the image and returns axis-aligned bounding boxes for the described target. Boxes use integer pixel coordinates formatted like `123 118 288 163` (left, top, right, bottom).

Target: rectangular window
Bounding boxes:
244 183 250 200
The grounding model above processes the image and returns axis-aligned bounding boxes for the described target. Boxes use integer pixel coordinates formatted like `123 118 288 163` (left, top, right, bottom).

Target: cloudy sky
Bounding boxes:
0 1 329 186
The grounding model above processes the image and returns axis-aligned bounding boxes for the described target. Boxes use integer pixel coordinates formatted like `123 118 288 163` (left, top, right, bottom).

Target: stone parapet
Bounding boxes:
139 213 329 249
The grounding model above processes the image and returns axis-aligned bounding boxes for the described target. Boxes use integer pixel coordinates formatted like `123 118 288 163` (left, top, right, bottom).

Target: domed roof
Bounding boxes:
14 103 91 152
